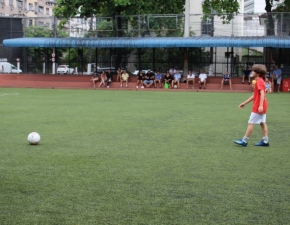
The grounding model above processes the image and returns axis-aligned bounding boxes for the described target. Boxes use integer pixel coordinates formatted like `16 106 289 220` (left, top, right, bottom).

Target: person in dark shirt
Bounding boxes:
106 69 112 88
143 71 154 88
242 66 252 84
149 72 155 81
164 71 173 88
220 71 232 90
136 70 144 88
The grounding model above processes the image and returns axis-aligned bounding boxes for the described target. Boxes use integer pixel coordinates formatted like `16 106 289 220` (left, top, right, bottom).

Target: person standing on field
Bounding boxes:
272 65 282 92
233 64 269 147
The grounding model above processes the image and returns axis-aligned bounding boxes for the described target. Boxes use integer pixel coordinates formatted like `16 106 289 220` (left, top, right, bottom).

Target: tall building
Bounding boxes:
0 0 55 17
0 0 56 31
244 0 281 13
187 0 244 75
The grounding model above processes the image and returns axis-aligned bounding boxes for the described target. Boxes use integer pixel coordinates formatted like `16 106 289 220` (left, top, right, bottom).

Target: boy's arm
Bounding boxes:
258 89 265 113
239 94 254 108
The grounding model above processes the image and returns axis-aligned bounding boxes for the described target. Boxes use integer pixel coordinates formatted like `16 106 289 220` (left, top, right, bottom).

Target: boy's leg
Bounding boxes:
255 122 269 146
261 122 268 138
220 79 223 89
244 123 254 138
233 123 254 146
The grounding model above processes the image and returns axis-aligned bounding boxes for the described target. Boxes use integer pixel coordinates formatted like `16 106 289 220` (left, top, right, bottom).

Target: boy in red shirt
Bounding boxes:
234 64 269 147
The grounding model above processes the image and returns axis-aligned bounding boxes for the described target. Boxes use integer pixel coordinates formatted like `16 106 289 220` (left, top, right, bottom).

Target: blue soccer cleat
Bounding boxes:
255 140 269 147
233 139 247 147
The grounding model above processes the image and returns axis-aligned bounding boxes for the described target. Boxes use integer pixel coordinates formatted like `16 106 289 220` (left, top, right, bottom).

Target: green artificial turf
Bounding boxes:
0 88 289 225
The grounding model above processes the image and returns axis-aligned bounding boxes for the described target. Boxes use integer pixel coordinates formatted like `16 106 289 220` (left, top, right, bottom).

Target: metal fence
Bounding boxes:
18 12 290 38
2 13 290 75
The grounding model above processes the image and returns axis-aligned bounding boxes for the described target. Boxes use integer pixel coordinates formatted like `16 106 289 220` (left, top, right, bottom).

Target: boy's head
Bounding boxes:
252 64 267 78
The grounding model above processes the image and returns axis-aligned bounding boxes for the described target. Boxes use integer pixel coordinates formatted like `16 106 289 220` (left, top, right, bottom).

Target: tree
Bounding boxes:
202 0 290 69
25 26 69 73
54 0 186 71
202 0 239 24
273 0 290 12
54 0 185 18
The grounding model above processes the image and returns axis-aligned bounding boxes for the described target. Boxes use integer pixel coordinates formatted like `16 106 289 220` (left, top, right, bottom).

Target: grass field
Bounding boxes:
0 88 290 225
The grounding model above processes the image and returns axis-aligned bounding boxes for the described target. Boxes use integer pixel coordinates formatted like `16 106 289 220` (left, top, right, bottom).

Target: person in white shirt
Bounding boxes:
186 71 195 89
198 70 207 89
169 66 176 76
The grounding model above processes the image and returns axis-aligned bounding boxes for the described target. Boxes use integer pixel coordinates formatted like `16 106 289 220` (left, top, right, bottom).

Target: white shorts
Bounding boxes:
277 79 282 85
248 112 266 124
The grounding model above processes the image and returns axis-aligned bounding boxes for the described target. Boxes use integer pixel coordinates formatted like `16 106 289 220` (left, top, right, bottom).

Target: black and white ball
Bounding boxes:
27 132 41 145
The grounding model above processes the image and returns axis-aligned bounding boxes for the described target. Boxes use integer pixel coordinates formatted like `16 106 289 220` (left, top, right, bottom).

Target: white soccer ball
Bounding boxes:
27 132 41 145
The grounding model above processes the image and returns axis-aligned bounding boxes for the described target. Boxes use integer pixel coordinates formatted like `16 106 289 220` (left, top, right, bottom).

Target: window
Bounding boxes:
0 0 5 4
201 20 212 35
38 6 43 14
244 2 254 12
17 0 23 8
46 8 49 15
29 3 33 10
29 19 33 26
9 0 13 6
282 23 287 33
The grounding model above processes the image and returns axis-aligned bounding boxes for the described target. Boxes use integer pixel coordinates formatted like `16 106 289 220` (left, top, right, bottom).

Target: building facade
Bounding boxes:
0 0 55 17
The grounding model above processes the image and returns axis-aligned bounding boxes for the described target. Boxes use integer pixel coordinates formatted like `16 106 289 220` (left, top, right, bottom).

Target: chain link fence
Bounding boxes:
1 13 290 74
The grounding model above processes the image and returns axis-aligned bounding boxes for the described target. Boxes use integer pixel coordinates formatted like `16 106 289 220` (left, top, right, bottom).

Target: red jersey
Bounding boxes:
252 77 268 114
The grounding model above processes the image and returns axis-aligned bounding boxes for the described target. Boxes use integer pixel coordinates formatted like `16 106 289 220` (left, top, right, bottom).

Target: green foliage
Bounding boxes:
273 0 290 12
202 0 240 24
63 48 97 67
54 0 186 21
54 0 187 68
1 89 290 224
54 0 186 67
25 26 69 70
202 0 289 15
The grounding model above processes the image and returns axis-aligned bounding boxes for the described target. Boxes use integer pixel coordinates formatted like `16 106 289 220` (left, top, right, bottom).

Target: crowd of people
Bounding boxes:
90 64 282 92
90 67 209 89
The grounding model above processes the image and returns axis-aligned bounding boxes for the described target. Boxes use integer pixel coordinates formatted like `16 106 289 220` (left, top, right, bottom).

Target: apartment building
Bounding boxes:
0 0 55 27
244 0 281 13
